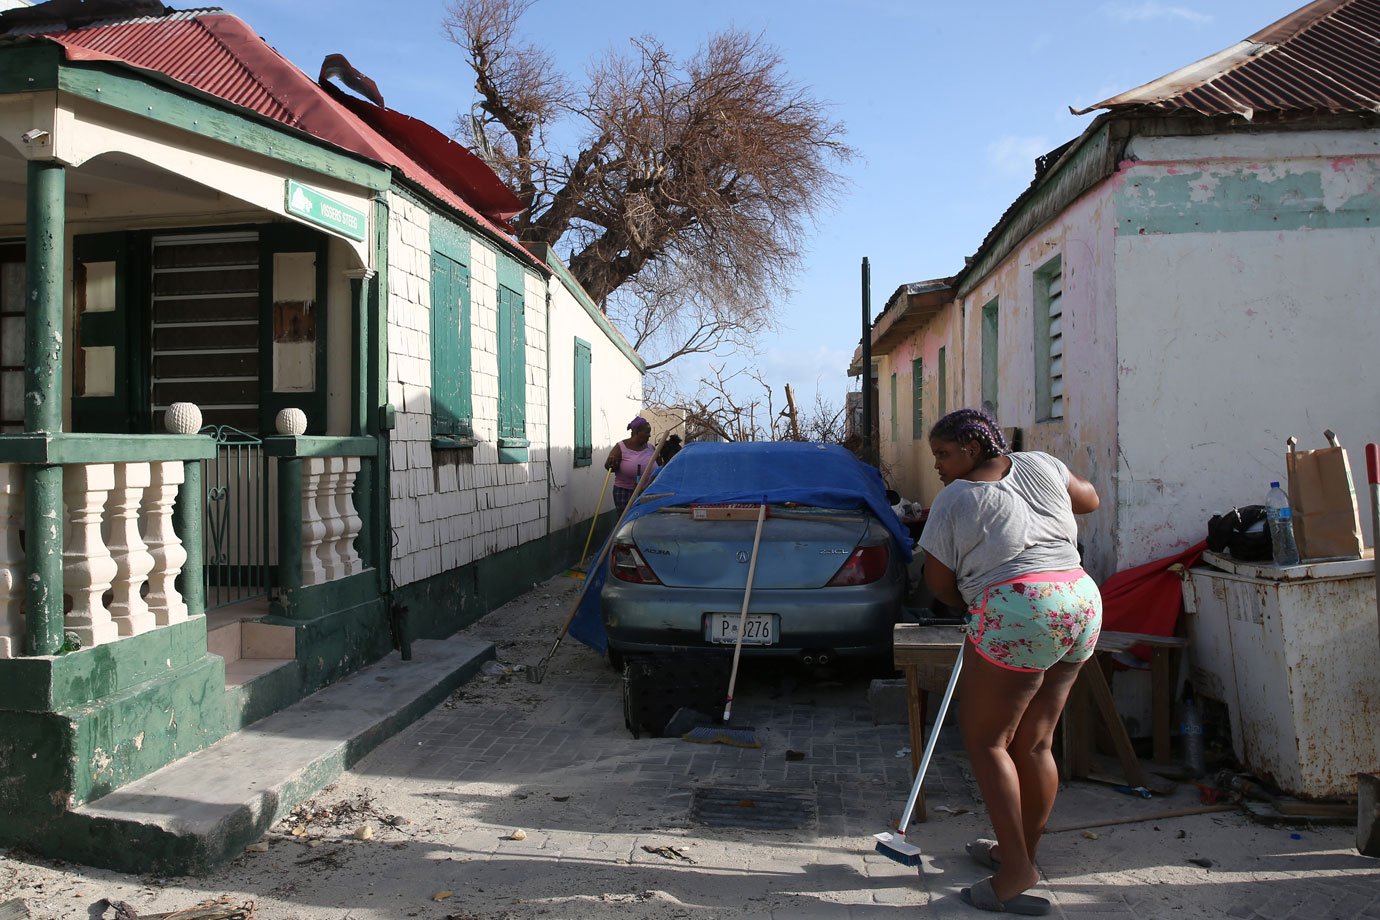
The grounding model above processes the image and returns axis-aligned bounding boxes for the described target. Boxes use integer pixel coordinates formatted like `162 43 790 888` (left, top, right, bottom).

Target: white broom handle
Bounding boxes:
723 502 768 721
897 645 964 833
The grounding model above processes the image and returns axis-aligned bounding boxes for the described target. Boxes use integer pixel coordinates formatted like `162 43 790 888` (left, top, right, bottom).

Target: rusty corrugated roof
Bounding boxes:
0 6 530 241
1074 0 1380 119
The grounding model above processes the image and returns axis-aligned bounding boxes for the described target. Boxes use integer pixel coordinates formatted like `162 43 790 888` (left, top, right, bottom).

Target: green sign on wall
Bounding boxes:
285 179 366 241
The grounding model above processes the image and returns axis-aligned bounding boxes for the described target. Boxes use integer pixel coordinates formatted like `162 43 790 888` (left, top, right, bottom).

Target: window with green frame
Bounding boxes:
937 346 947 418
1034 255 1064 420
430 250 472 443
496 281 528 462
981 298 999 417
573 338 592 467
889 372 898 441
911 357 924 439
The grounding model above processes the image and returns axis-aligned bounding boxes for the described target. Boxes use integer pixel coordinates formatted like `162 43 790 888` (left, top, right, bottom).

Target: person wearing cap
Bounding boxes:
606 416 657 514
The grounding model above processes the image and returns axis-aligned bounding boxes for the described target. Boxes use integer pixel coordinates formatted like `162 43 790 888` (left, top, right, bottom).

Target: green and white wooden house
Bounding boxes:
0 2 643 865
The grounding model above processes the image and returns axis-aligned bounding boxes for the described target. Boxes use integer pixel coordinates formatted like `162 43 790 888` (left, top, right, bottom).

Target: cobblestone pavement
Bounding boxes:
2 573 1378 919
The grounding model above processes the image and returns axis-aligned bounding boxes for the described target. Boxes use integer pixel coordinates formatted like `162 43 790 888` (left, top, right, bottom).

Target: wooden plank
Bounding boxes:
1081 658 1148 788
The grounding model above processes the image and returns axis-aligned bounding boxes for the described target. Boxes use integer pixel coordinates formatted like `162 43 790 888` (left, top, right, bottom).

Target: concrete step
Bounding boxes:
67 636 495 875
205 607 296 669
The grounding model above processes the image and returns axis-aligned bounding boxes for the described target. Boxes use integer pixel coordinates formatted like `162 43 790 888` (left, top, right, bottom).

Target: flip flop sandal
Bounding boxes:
966 838 1001 870
959 876 1050 916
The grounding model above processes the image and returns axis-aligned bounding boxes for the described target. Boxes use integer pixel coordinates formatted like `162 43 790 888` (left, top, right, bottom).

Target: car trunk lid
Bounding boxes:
627 508 873 589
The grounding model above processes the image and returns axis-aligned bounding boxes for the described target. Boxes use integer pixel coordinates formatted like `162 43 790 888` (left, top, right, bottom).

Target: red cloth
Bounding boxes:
1099 541 1207 648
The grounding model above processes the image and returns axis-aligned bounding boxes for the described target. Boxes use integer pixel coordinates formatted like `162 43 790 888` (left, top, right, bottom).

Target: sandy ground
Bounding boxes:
1 574 1377 920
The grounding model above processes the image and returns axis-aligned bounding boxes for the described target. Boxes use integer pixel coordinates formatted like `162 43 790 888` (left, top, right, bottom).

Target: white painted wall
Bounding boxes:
955 185 1121 580
385 190 554 589
545 266 643 535
1116 226 1380 564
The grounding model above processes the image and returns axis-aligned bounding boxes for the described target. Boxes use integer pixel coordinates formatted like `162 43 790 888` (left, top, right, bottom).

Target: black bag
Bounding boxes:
1207 505 1272 562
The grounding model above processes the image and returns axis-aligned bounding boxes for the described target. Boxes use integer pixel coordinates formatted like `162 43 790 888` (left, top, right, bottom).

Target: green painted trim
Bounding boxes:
498 445 530 464
371 197 390 598
0 43 59 93
285 179 366 241
279 571 380 621
0 433 217 464
389 180 542 276
431 435 479 450
957 120 1121 298
496 250 527 296
58 62 390 191
0 616 213 713
262 435 377 458
1114 166 1380 235
523 242 646 372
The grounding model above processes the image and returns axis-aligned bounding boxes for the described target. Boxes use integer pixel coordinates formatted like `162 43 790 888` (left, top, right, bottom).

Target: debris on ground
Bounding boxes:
641 845 695 863
277 789 392 841
502 829 527 841
100 896 255 919
0 898 28 920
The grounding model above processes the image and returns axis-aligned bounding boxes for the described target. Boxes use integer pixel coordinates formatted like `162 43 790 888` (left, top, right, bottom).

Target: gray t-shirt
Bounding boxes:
918 451 1082 607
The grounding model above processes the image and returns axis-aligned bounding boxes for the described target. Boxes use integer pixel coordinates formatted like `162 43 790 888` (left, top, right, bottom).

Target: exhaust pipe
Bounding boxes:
802 654 815 665
817 654 830 666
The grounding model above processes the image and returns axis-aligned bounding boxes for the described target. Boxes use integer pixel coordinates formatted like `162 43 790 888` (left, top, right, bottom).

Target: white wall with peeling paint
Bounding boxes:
1115 225 1380 564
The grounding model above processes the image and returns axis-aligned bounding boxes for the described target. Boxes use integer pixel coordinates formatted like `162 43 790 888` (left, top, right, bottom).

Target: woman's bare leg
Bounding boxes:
1008 659 1084 861
957 640 1045 901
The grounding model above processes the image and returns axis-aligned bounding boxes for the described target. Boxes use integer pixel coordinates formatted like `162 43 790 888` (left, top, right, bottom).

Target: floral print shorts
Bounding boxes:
966 569 1102 673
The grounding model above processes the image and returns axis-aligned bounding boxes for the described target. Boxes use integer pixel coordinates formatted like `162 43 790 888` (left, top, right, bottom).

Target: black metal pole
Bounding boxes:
860 257 873 466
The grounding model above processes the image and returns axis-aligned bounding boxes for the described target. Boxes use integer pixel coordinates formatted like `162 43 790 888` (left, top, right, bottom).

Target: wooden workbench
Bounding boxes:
892 624 1187 821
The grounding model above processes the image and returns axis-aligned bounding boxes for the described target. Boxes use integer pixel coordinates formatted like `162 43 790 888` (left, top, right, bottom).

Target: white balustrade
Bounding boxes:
143 460 188 626
63 463 118 648
301 457 328 586
315 457 347 581
0 464 24 658
339 457 363 576
107 462 156 637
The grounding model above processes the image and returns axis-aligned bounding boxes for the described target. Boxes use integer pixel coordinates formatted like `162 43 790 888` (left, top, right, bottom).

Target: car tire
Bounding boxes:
607 646 624 671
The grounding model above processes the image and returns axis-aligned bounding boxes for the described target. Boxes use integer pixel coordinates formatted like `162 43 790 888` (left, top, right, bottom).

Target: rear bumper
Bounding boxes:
601 581 902 658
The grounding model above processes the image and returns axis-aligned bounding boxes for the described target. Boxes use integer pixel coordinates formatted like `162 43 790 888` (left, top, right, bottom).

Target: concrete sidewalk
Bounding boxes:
1 573 1377 919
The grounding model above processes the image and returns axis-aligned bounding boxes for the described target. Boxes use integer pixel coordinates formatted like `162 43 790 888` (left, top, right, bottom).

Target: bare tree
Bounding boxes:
650 367 847 445
444 0 852 369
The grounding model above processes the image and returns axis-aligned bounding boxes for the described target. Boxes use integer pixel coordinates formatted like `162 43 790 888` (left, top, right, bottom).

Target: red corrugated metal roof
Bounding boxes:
20 8 527 240
1074 0 1380 119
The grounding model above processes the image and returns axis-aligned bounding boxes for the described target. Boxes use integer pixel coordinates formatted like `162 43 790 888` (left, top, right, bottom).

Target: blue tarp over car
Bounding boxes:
568 441 912 653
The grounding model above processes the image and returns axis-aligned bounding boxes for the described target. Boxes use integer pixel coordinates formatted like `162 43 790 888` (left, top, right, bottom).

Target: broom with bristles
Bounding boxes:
683 499 767 748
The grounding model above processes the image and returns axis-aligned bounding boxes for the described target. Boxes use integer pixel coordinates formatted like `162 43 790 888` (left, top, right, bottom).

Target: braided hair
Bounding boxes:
929 407 1009 460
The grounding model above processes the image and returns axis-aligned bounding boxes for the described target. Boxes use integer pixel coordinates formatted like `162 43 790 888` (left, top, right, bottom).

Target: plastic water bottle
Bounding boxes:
1265 482 1300 567
1180 682 1206 778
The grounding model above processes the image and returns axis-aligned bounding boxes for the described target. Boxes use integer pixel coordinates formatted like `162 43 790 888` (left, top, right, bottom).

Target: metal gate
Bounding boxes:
201 425 271 610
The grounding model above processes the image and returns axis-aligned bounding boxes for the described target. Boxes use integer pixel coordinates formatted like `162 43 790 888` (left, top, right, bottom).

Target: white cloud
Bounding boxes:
986 135 1052 178
1103 1 1213 24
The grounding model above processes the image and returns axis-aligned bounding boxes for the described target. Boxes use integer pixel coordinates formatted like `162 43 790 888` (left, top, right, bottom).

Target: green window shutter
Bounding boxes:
937 347 947 418
981 299 999 417
430 251 472 440
911 357 924 439
889 372 897 442
574 338 592 467
72 231 140 433
497 283 528 460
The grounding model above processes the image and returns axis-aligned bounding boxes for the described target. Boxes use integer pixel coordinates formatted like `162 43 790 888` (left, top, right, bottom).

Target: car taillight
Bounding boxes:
825 544 889 586
610 542 662 584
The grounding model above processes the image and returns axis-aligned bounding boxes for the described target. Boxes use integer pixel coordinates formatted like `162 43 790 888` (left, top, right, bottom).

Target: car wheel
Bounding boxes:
607 646 624 670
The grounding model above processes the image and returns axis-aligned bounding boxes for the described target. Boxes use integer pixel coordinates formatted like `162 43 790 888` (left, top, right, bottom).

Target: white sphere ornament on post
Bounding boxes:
164 402 202 435
276 407 308 436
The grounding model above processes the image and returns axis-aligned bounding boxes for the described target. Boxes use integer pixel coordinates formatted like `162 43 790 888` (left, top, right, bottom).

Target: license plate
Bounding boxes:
705 613 777 645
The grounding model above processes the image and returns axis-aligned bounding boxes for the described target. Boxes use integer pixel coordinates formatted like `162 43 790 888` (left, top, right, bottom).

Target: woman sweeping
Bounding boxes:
604 415 657 514
918 408 1102 916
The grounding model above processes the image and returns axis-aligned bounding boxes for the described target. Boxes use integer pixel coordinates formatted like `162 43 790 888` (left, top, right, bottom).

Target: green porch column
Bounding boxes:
274 455 304 618
347 268 376 568
173 460 205 618
23 160 65 655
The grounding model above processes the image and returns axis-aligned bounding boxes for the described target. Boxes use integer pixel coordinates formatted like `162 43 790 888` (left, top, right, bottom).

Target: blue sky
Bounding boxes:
221 0 1303 411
